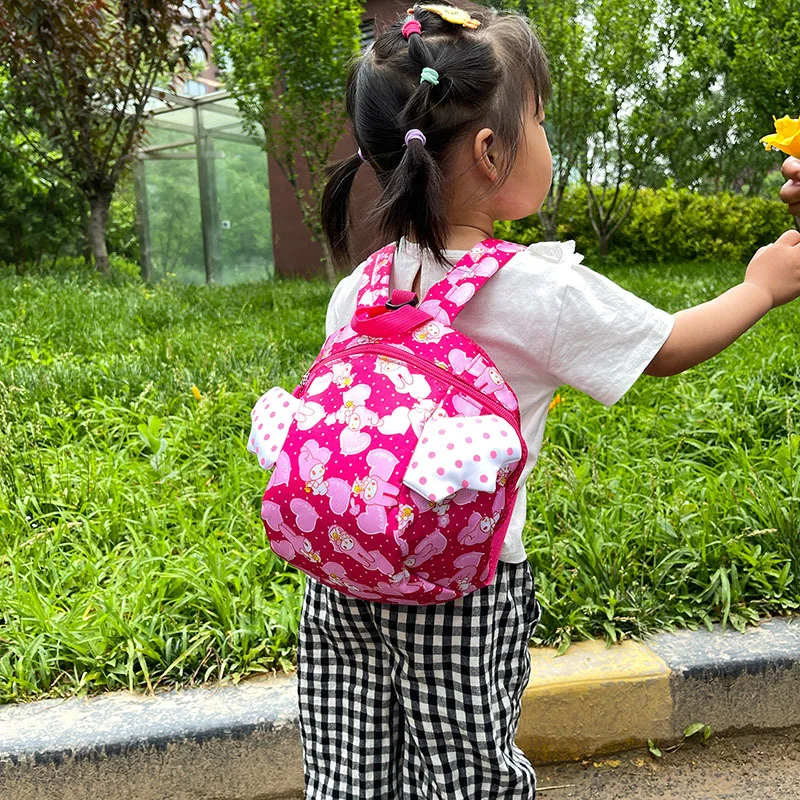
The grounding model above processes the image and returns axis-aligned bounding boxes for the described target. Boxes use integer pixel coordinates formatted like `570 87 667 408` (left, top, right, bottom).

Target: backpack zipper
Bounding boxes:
298 342 529 472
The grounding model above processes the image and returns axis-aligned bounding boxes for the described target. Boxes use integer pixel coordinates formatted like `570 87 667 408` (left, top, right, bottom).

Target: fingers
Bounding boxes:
781 156 800 182
779 157 800 215
779 181 800 215
777 229 800 246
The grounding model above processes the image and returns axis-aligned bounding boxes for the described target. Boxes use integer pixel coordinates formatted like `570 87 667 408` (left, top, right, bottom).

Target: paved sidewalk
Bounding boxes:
1 616 798 800
535 724 800 799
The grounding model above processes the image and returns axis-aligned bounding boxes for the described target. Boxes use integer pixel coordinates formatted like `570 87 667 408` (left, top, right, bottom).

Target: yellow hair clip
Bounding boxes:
411 4 481 29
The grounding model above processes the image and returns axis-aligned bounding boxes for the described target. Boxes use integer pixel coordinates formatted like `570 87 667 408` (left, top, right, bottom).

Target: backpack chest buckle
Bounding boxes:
385 290 419 311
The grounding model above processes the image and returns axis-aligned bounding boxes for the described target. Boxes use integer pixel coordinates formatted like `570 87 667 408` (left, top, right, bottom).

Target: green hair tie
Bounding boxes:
420 67 440 86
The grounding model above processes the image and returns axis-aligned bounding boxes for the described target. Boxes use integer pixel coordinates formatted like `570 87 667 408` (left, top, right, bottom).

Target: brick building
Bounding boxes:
268 0 411 278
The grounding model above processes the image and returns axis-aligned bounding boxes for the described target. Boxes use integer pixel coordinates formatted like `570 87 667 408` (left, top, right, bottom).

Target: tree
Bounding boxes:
0 87 86 269
576 0 661 256
0 0 212 275
496 0 594 240
214 0 363 283
640 0 800 196
480 0 593 239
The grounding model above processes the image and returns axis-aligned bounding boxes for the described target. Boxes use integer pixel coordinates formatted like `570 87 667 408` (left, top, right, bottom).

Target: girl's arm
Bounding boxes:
644 230 800 377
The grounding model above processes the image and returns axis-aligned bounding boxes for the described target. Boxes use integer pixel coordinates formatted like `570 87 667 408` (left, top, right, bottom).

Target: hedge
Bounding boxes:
496 183 794 264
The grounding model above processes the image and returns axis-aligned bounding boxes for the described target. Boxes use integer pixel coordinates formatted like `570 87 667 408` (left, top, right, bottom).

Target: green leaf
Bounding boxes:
683 721 707 738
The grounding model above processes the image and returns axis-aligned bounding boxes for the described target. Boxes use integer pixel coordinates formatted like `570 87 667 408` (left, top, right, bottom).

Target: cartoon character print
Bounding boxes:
452 394 483 417
261 499 322 565
373 356 431 401
321 562 384 601
297 440 352 513
417 298 450 327
374 568 423 598
447 551 483 593
357 251 392 307
396 504 414 533
431 498 452 528
306 361 355 396
410 490 449 521
293 400 325 430
353 334 382 346
408 486 480 530
318 331 338 360
458 510 500 546
441 257 501 307
352 449 400 535
359 288 386 307
378 398 443 438
411 321 452 345
328 525 394 574
456 487 506 546
497 462 515 488
403 529 447 569
267 451 291 490
325 384 380 455
448 349 518 411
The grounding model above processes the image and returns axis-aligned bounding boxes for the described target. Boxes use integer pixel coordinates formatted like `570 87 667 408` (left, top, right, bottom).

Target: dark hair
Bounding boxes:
321 1 551 268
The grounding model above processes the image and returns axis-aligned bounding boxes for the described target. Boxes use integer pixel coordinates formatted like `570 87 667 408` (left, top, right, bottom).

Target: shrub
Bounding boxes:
497 183 793 264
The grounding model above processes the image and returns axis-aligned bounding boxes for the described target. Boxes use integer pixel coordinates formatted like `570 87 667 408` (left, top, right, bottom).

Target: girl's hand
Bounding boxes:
744 229 800 308
780 156 800 217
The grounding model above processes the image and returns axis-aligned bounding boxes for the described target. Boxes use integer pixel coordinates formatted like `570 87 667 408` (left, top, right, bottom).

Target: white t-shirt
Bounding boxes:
325 238 675 563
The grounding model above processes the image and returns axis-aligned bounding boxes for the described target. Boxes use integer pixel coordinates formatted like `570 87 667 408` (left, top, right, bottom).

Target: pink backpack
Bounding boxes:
247 238 528 605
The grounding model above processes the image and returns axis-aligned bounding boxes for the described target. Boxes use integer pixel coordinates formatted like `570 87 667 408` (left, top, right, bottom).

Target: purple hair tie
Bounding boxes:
357 147 366 162
404 128 427 147
402 18 422 39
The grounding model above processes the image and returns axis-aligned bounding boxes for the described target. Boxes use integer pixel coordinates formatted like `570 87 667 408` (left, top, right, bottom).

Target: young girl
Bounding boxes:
297 3 800 798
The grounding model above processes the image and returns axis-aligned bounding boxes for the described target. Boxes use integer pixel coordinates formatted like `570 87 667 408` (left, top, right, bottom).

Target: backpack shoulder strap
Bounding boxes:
355 243 396 309
418 239 526 327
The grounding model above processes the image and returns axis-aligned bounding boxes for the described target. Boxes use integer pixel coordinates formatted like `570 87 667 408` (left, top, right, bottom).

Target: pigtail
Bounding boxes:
326 1 551 270
321 152 363 268
376 133 448 265
370 8 452 265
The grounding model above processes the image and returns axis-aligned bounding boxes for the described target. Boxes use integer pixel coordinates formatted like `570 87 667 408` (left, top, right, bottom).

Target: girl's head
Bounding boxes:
321 1 552 267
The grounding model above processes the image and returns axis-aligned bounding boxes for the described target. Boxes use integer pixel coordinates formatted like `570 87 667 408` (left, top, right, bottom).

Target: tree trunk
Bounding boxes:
599 234 610 257
88 193 111 275
538 209 557 241
320 236 336 286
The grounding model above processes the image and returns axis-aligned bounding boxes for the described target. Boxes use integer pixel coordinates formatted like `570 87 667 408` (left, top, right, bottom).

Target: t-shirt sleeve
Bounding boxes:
325 265 364 337
546 263 675 406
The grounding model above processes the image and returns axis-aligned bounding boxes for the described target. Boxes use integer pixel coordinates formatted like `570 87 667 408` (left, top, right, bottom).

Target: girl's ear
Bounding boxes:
473 128 497 182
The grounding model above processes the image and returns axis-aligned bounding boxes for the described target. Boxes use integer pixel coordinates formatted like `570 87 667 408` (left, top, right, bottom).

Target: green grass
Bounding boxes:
1 257 798 703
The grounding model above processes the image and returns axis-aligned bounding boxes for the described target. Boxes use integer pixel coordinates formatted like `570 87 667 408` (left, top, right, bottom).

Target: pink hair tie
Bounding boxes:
404 128 427 147
402 18 422 39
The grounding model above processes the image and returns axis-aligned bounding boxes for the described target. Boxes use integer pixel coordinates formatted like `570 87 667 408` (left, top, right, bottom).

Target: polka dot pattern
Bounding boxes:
246 386 301 471
403 415 522 502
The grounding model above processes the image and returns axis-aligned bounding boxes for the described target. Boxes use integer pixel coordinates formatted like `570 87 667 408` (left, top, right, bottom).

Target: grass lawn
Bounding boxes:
1 257 798 703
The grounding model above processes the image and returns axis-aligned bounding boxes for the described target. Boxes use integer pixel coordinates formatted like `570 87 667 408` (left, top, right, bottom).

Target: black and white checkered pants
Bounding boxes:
297 559 542 799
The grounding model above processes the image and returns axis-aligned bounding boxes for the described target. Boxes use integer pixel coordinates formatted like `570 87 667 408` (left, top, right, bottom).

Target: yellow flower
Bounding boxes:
548 393 563 412
759 115 800 158
191 384 202 401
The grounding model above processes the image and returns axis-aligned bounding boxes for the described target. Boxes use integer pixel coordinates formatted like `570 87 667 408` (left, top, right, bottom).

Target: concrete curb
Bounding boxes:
1 616 798 799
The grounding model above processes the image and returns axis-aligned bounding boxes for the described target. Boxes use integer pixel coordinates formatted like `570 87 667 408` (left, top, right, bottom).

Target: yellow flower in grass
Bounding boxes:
548 393 563 412
759 115 800 158
191 384 202 401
